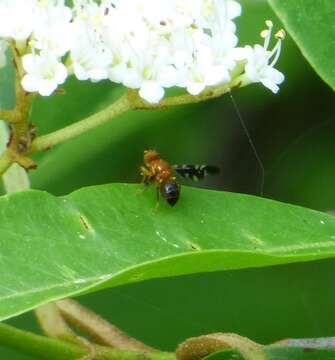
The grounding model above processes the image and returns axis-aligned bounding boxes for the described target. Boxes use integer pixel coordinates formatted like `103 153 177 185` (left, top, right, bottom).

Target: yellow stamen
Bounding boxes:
275 29 286 40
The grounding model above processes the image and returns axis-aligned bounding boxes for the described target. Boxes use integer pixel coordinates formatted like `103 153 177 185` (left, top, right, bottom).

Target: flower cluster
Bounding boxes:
0 0 285 103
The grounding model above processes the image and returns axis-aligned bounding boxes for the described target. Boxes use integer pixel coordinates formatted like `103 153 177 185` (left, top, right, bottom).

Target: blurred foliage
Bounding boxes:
2 0 335 358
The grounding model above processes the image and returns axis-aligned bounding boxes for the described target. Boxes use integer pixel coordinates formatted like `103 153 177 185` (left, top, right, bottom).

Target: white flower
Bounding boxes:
0 0 37 42
70 3 112 81
71 44 112 82
123 54 179 103
0 0 284 101
237 21 285 93
32 0 73 57
174 28 237 95
243 45 284 93
21 52 68 96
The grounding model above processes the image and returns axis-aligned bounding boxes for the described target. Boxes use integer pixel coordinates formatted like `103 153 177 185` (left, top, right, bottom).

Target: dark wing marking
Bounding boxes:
174 164 220 181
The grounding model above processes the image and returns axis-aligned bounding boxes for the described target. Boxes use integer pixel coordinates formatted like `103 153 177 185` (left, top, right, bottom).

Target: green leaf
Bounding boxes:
268 0 335 90
1 184 335 321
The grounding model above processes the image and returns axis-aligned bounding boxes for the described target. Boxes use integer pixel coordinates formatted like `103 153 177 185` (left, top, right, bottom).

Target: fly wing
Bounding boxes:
174 164 220 181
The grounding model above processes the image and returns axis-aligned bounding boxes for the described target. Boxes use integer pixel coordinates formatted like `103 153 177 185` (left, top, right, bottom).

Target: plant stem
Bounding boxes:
35 303 79 343
0 43 36 177
35 302 102 359
0 150 12 176
31 92 132 153
95 347 176 360
0 109 21 122
128 75 248 109
0 323 176 360
176 333 262 360
30 75 248 154
0 101 30 193
0 323 86 360
56 299 156 351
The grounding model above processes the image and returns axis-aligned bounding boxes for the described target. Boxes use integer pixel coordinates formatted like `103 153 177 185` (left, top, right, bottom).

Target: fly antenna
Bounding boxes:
228 90 265 196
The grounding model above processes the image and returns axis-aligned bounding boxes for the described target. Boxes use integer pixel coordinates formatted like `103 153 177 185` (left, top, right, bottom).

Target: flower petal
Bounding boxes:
139 81 164 104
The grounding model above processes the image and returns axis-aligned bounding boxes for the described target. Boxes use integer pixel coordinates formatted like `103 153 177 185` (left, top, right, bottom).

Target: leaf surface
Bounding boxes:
268 0 335 89
1 184 335 320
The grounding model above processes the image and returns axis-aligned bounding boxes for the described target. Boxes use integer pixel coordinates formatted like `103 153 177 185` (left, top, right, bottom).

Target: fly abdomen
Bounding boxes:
161 181 180 206
174 164 220 181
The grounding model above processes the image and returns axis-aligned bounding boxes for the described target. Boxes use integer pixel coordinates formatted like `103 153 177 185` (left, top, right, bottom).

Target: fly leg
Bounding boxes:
154 185 161 212
140 166 150 183
137 166 152 195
